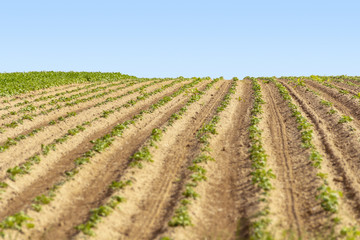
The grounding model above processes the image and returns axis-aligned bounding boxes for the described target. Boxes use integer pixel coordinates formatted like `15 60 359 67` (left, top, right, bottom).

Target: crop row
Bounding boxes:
283 78 360 238
0 80 129 120
0 78 186 186
0 79 155 131
0 71 138 97
0 77 207 237
318 75 360 88
167 77 238 232
271 78 359 239
273 79 340 210
0 79 164 154
309 76 360 100
76 78 219 236
0 79 121 111
245 78 275 240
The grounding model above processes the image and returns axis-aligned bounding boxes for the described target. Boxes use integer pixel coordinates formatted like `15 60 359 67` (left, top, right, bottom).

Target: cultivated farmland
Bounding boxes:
0 72 360 239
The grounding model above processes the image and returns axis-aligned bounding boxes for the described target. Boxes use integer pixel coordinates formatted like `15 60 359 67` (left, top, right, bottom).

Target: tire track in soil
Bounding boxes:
164 80 255 240
15 80 210 240
262 83 303 238
264 82 327 236
0 80 196 222
127 81 232 240
280 80 360 224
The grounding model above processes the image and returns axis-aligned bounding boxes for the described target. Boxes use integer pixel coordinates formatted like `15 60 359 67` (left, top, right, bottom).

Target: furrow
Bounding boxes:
75 80 226 240
0 80 123 122
0 80 194 222
129 81 231 240
267 80 331 238
0 82 91 109
162 80 254 240
0 80 138 128
0 80 165 174
0 79 157 147
0 80 114 114
280 80 360 225
261 82 303 238
8 79 209 239
330 80 360 93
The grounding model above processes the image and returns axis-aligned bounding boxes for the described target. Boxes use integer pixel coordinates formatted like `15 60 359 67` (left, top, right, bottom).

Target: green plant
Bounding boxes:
168 206 192 227
101 110 114 118
109 180 132 190
160 237 172 240
320 99 333 107
352 93 360 99
129 147 153 168
339 115 353 123
91 134 114 152
249 218 272 240
65 169 79 178
55 135 69 144
22 114 34 121
31 204 42 212
7 166 28 181
190 173 207 182
328 109 336 114
150 128 163 147
76 196 125 236
192 154 214 164
14 135 26 141
316 185 342 213
182 186 199 199
340 226 360 239
33 194 53 205
0 212 34 236
41 143 56 155
74 157 90 165
150 128 162 141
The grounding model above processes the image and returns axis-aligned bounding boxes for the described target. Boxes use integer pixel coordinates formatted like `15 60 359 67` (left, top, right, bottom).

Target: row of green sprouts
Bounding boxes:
0 71 139 97
166 78 238 234
0 80 126 120
76 77 219 236
0 79 179 183
273 79 341 211
0 79 164 153
272 78 360 239
0 78 156 132
247 78 275 240
310 75 360 100
0 78 204 237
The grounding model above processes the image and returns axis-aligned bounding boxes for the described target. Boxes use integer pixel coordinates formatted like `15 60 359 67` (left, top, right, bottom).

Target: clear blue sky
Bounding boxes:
1 0 359 79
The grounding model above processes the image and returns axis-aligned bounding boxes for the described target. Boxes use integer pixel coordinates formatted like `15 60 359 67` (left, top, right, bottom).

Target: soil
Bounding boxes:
2 78 360 240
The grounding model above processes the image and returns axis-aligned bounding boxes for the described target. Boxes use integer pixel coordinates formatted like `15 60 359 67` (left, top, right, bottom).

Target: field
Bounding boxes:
0 72 360 239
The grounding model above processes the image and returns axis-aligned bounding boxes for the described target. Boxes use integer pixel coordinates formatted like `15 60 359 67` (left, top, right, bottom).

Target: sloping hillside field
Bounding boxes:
1 73 360 239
